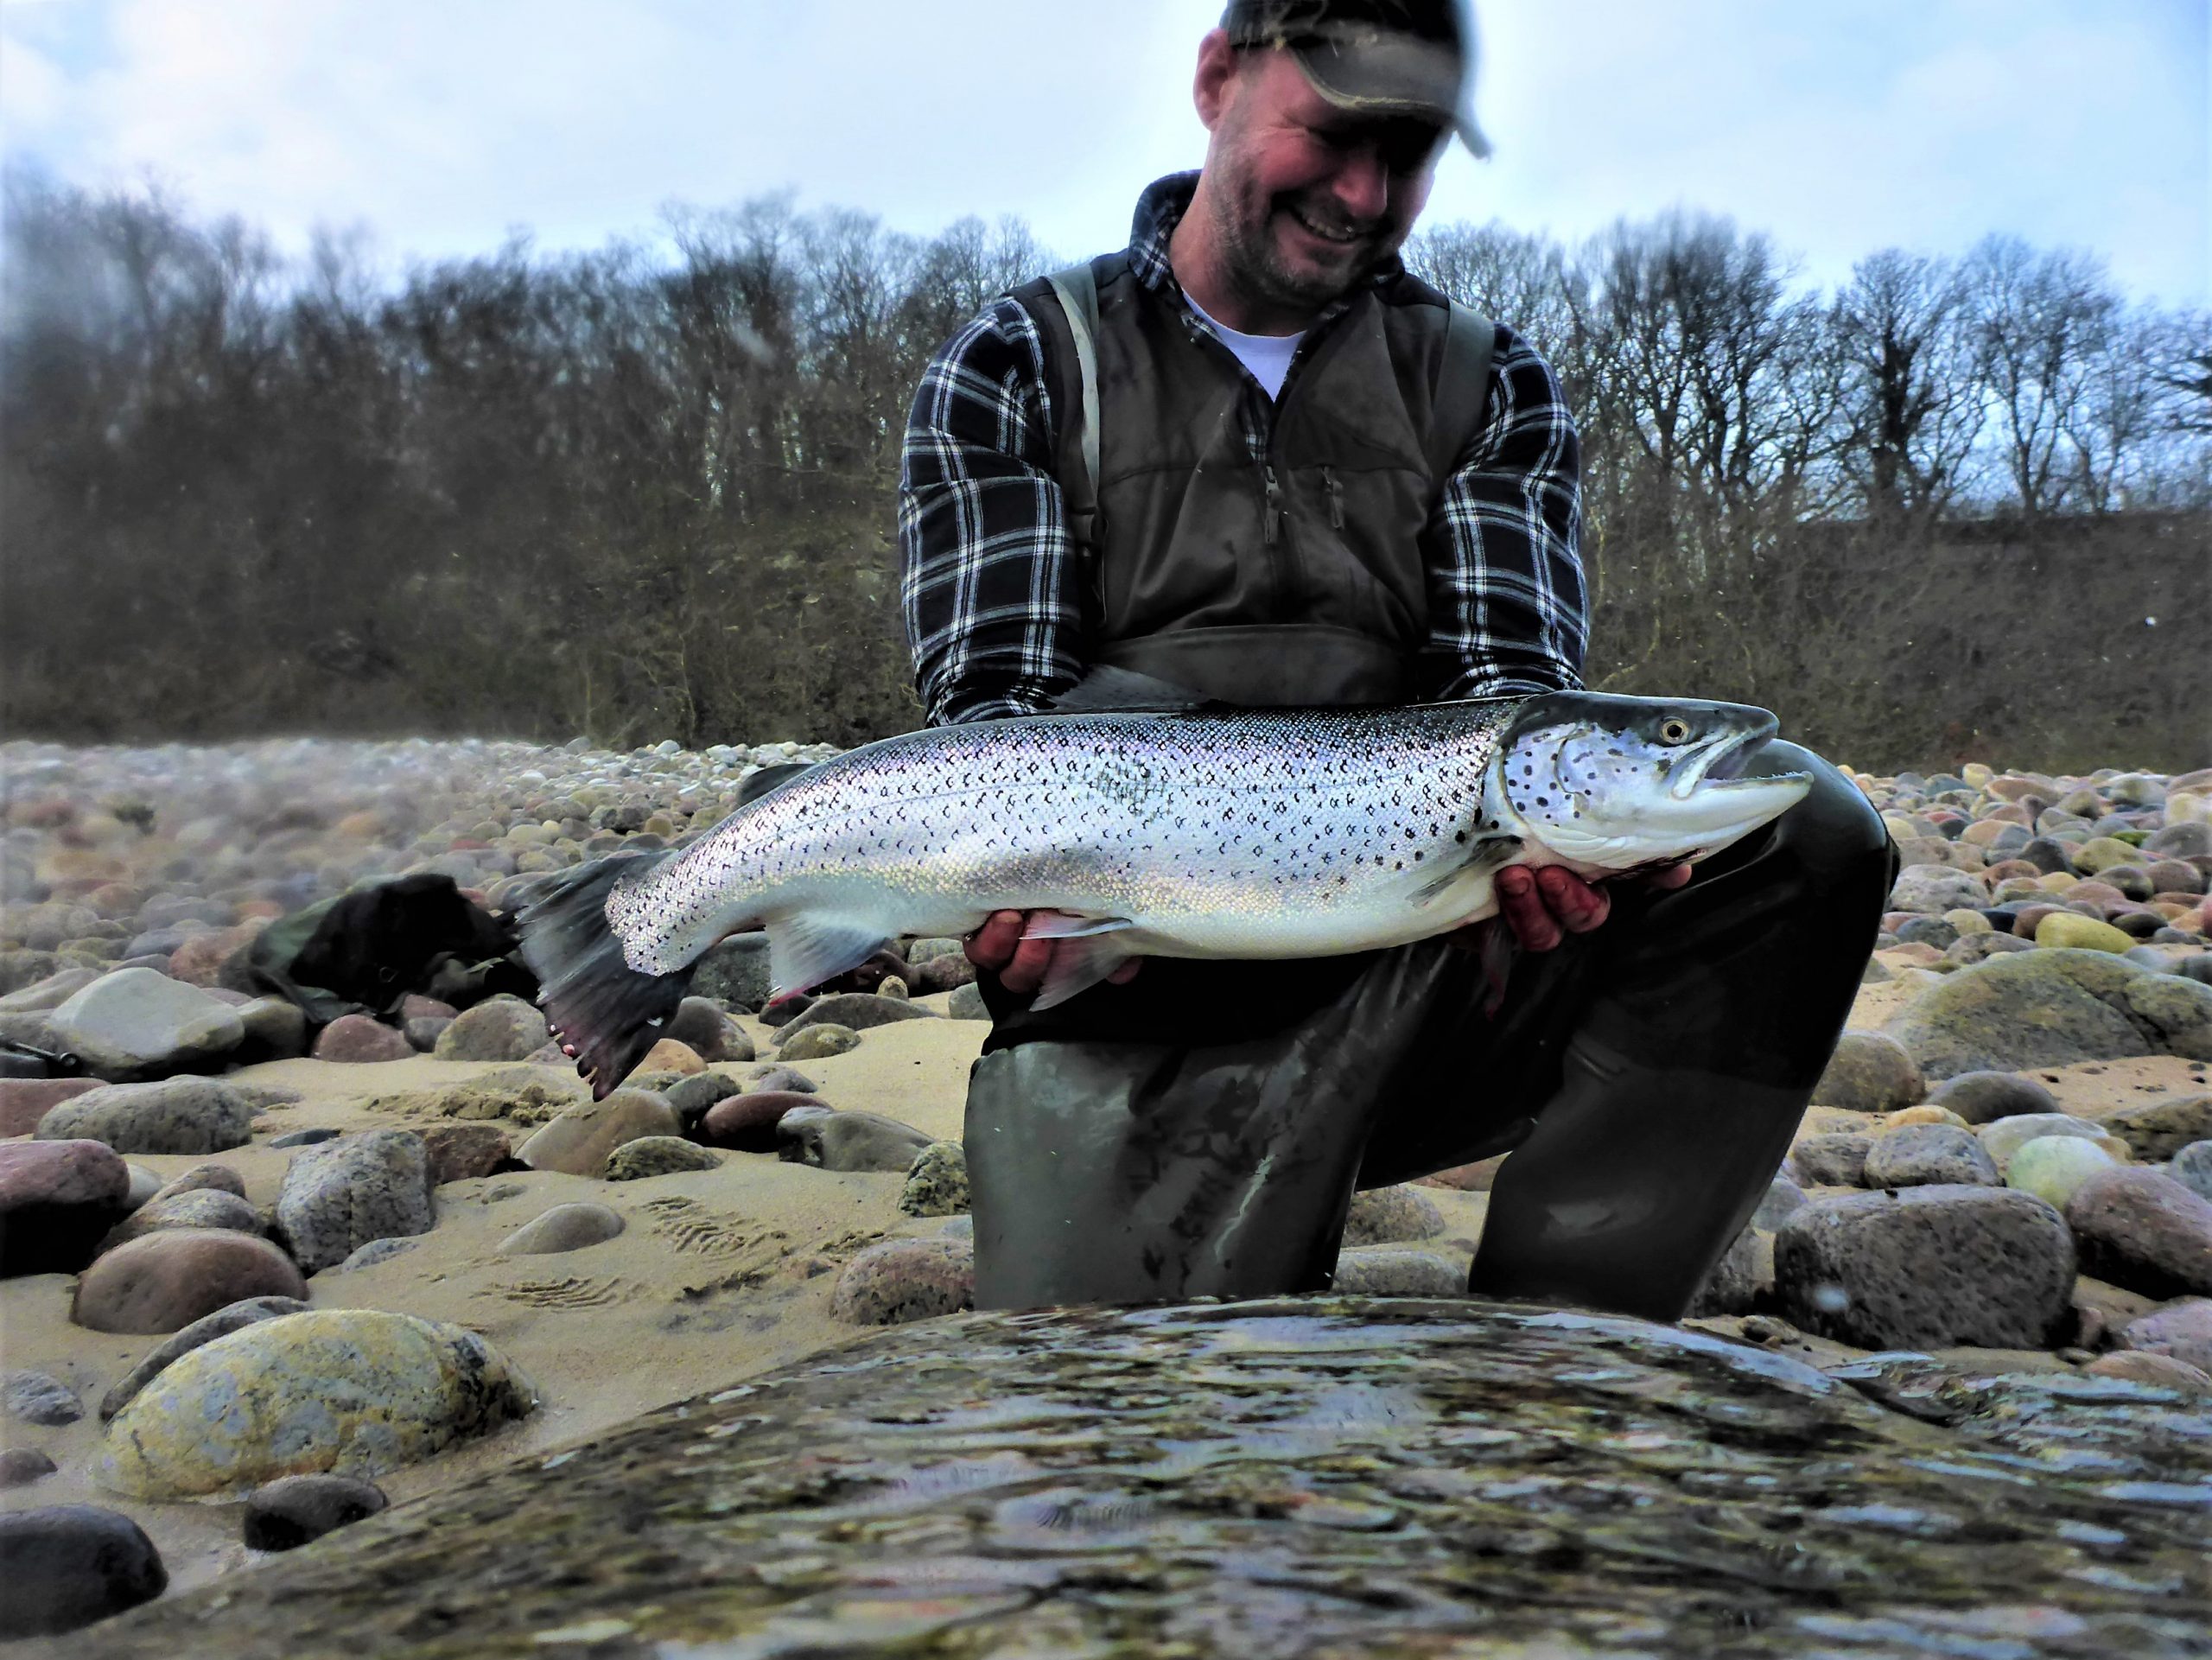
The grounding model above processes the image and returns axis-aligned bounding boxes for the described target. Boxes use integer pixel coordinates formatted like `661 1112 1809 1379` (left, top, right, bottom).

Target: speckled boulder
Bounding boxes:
898 1142 970 1217
2094 1093 2212 1162
1789 1133 1872 1187
1331 1247 1465 1297
603 1136 723 1180
1343 1185 1446 1244
2117 1298 2212 1377
1810 1032 1923 1114
2064 1167 2212 1299
419 1123 513 1185
96 1308 536 1499
99 1296 312 1421
35 1078 254 1156
1860 1124 1999 1188
274 1129 435 1275
432 995 551 1063
1773 1186 2075 1349
830 1237 975 1326
1883 949 2212 1080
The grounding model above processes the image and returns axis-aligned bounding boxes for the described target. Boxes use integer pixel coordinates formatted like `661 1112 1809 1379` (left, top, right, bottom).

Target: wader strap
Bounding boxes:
1428 302 1497 487
1045 263 1103 511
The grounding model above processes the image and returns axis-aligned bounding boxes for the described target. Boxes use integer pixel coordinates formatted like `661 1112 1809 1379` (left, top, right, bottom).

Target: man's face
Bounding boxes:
1198 46 1446 315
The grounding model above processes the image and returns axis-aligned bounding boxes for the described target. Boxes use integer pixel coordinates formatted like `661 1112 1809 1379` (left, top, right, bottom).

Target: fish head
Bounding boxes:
1490 691 1813 871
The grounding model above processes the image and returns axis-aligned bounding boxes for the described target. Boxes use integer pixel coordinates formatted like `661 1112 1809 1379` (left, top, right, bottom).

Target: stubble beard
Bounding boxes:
1206 158 1376 320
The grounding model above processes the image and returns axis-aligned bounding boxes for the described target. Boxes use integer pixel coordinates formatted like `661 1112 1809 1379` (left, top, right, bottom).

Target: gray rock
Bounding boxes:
1860 1124 1999 1188
334 1237 421 1272
241 1474 390 1551
499 1202 626 1256
1344 1186 1446 1245
830 1237 974 1325
664 997 753 1063
1925 1070 2060 1125
1750 1174 1808 1230
2147 821 2212 859
2064 1167 2212 1299
779 1109 934 1173
776 1022 860 1062
663 1071 741 1132
269 1126 341 1148
1886 866 1989 915
2117 1298 2212 1377
432 995 551 1062
2094 1092 2212 1161
1686 1224 1767 1317
692 932 772 1010
1809 1031 1924 1113
1331 1247 1465 1297
1883 948 2212 1080
776 994 938 1040
313 1014 415 1063
35 1077 255 1155
0 1505 166 1637
1979 1111 2122 1174
1773 1186 2075 1349
0 1448 56 1488
947 982 988 1021
898 1142 970 1217
2172 1140 2212 1202
275 1129 435 1274
742 1065 817 1095
604 1136 723 1180
1945 932 2037 966
46 967 245 1082
1789 1133 1872 1187
3 1369 82 1426
99 1296 311 1421
420 1123 513 1185
234 997 308 1061
516 1090 681 1176
0 967 104 1012
98 1187 265 1254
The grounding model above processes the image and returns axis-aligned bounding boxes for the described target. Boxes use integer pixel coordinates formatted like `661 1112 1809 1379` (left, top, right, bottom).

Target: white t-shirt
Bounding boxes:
1186 294 1305 401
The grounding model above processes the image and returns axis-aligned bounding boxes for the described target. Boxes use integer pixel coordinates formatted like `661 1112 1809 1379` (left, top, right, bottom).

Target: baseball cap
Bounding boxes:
1220 0 1491 158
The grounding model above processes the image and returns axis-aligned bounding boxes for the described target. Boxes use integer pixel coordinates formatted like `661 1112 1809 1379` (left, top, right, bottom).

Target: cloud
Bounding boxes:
2 0 2202 304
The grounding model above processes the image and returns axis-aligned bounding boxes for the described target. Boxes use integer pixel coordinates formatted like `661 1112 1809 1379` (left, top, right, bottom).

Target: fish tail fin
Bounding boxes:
515 852 694 1099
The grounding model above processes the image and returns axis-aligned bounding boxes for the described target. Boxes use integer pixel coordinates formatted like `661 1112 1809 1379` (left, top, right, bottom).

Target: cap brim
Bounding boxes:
1291 35 1491 158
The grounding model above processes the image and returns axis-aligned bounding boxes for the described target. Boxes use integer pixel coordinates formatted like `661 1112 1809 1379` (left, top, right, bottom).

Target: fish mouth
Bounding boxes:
1667 715 1802 800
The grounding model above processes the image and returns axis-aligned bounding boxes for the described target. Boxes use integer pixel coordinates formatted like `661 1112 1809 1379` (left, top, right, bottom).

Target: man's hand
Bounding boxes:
1489 863 1693 952
965 910 1144 995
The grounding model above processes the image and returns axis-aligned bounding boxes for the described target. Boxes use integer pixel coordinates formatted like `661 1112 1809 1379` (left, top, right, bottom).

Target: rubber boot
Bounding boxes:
1467 741 1896 1320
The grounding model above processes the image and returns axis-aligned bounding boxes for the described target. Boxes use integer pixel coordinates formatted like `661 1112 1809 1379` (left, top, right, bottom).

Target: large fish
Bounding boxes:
518 690 1812 1097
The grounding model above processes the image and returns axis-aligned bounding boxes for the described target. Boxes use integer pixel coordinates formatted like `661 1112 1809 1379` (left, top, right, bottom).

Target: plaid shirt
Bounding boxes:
899 173 1588 726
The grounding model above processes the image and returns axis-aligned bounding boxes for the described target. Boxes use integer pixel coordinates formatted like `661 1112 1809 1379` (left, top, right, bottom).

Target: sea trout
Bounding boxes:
518 690 1812 1097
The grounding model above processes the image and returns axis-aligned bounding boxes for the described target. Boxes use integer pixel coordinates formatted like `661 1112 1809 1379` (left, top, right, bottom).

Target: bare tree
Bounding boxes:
1962 236 2115 516
1829 250 1981 519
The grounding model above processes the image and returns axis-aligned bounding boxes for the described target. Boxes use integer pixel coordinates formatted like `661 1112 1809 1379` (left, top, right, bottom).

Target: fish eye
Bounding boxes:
1658 719 1693 746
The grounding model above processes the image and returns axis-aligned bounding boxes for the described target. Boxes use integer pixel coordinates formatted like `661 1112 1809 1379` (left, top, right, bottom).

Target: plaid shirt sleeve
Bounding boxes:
899 296 1084 727
1419 321 1589 699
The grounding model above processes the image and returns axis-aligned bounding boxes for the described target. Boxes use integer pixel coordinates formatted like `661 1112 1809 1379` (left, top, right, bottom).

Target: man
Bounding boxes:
899 1 1891 1320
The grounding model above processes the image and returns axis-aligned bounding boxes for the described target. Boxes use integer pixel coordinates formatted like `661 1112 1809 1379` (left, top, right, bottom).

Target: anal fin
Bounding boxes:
766 914 894 999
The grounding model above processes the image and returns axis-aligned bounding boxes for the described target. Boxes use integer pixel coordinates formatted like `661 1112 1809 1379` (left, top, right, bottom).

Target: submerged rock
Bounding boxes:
69 1298 2212 1657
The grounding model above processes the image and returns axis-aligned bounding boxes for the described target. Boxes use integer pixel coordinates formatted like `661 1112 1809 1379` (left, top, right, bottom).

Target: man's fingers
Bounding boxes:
1107 957 1143 984
999 929 1058 995
1647 862 1694 891
1537 864 1611 934
1495 866 1561 952
963 910 1027 971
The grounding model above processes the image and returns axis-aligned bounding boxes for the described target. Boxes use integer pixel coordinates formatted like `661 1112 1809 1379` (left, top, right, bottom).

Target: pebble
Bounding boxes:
742 1065 817 1095
2064 1167 2212 1298
0 1139 133 1276
664 997 753 1063
3 1368 83 1425
99 1296 313 1421
898 1142 969 1216
1887 866 1989 915
311 1014 415 1063
1344 1185 1447 1244
275 1129 436 1274
604 1136 723 1180
33 1076 255 1156
432 995 552 1062
97 1308 537 1498
499 1202 625 1256
2034 913 2136 952
1925 1070 2060 1125
628 1039 705 1081
46 966 244 1081
699 1091 816 1152
2116 1298 2212 1377
778 1108 934 1173
0 1448 57 1487
2005 1135 2120 1211
774 1021 861 1061
0 1076 101 1137
2172 1141 2212 1202
418 1123 513 1184
1790 1133 1872 1187
72 1229 309 1334
241 1473 390 1551
516 1089 681 1176
1978 1112 2128 1174
1810 1031 1924 1114
1861 1124 1999 1188
947 982 989 1021
1332 1247 1465 1296
0 1505 167 1637
1773 1186 2075 1350
830 1237 975 1326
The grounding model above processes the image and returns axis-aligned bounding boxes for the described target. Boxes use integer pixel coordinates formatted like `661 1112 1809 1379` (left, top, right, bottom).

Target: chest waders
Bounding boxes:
960 264 1897 1320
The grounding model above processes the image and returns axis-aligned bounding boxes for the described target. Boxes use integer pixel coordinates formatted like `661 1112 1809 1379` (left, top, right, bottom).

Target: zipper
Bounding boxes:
1324 466 1344 529
1262 465 1284 545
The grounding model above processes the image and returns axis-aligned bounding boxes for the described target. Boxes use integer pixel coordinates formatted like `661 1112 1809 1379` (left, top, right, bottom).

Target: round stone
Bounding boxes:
1811 1032 1924 1115
1926 1071 2060 1125
2005 1135 2120 1211
0 1506 166 1637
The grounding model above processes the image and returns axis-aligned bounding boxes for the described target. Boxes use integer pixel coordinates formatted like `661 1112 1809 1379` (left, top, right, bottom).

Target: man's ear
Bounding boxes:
1192 27 1239 131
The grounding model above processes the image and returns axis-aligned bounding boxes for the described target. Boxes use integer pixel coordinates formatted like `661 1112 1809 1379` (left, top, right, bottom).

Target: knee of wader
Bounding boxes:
1761 741 1897 905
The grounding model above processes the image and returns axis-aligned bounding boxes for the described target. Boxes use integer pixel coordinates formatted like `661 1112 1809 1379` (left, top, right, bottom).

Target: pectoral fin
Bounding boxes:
766 915 893 999
1019 914 1140 1010
1409 833 1523 906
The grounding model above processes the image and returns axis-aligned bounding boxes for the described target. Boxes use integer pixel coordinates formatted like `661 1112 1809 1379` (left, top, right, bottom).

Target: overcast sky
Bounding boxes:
2 0 2205 305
